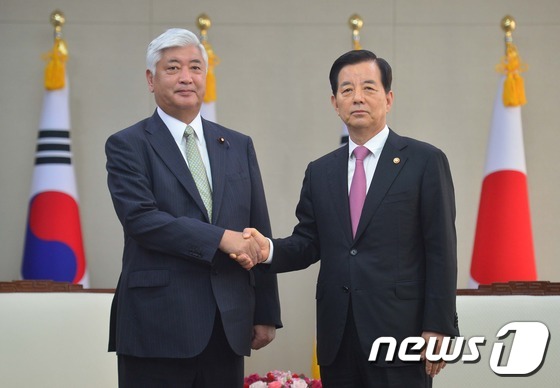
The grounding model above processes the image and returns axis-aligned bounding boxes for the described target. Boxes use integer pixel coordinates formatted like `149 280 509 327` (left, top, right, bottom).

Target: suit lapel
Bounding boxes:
354 129 408 241
145 111 210 222
327 144 354 244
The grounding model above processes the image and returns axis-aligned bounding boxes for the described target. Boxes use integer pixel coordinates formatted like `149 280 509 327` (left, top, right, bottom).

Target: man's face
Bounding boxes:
331 60 393 136
146 45 206 122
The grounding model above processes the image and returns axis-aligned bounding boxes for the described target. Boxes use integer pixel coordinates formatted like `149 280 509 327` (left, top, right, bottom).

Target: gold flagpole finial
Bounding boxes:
501 15 516 45
45 10 68 90
197 13 211 42
348 14 363 50
50 10 67 56
50 10 65 32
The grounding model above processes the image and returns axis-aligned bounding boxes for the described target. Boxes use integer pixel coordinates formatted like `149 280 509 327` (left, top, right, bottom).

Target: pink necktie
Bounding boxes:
349 146 370 237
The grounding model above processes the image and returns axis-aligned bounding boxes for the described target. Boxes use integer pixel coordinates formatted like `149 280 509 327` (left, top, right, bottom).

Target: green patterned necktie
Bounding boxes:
184 125 212 220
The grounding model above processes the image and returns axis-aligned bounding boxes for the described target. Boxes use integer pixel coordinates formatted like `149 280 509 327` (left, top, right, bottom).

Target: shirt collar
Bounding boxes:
157 107 205 144
348 125 389 159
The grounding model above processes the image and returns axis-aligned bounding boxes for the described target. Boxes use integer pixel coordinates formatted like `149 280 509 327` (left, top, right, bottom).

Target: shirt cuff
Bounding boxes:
262 238 274 264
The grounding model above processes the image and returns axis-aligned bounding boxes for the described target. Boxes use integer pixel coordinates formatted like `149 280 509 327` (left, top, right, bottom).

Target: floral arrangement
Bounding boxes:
244 370 322 388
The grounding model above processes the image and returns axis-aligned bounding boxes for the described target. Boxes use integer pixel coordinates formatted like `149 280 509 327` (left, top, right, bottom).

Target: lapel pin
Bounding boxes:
393 157 400 164
217 137 230 148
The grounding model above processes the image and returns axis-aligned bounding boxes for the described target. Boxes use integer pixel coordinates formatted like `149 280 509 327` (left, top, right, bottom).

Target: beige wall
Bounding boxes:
1 0 559 376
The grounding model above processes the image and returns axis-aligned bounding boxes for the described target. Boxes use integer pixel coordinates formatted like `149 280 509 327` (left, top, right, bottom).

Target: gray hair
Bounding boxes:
146 28 208 75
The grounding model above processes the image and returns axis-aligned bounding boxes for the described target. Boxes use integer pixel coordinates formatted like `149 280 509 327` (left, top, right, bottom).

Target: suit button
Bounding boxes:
350 249 358 256
342 286 350 293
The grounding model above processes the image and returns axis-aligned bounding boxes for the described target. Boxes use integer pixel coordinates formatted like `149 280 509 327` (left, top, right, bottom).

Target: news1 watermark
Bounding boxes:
369 322 550 376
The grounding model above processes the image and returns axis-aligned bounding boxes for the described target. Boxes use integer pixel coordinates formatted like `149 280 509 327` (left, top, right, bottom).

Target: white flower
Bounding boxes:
249 382 268 388
291 379 309 388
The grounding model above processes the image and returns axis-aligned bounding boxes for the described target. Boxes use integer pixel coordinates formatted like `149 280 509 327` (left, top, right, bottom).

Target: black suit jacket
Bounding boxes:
271 129 459 366
106 111 281 358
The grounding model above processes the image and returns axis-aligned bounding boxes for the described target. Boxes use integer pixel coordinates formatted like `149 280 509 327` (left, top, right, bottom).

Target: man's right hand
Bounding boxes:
242 228 270 260
219 230 262 270
228 228 270 268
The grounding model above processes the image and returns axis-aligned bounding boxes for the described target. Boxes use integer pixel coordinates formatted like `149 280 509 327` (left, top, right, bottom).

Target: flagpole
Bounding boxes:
339 14 364 145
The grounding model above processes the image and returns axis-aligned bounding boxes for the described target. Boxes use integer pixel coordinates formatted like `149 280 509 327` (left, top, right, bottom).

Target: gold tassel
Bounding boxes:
311 338 321 380
497 43 527 107
204 68 216 103
44 38 67 90
202 41 219 103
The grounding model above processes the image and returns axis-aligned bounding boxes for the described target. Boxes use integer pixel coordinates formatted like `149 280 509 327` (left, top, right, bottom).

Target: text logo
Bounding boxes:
368 321 549 376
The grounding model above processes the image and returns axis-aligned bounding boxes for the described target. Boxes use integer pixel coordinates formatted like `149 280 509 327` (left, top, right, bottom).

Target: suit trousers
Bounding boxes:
117 311 243 388
320 299 432 388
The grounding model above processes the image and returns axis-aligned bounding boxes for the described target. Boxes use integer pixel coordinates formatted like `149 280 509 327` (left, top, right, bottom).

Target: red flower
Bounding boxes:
244 371 322 387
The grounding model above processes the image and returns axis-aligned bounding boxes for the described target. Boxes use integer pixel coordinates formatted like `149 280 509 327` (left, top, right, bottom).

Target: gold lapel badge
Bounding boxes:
393 157 401 164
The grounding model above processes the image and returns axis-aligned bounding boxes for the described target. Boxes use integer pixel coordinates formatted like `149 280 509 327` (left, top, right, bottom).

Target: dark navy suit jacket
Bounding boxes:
271 129 459 366
106 111 281 358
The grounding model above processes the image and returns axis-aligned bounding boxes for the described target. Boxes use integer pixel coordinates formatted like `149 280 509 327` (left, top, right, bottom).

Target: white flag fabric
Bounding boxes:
21 80 89 287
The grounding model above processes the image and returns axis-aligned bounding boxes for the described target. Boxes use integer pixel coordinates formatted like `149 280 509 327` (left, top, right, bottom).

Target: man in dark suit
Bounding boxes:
105 28 281 387
237 50 459 387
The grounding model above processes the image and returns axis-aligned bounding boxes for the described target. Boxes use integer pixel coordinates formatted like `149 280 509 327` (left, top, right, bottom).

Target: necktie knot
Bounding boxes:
184 125 195 138
353 145 370 161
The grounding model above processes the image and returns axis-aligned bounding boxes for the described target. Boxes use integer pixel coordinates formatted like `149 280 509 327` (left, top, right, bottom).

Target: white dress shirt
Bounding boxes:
347 125 389 194
157 107 213 189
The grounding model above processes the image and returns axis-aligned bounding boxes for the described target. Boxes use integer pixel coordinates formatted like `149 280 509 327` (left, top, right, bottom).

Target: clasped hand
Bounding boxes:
220 228 269 270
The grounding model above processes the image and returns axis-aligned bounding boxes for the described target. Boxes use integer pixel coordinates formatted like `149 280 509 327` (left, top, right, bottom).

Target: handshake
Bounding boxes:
219 228 269 270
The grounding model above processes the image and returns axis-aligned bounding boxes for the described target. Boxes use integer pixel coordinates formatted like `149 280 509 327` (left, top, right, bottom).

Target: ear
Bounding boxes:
146 69 154 93
385 90 394 113
331 94 339 115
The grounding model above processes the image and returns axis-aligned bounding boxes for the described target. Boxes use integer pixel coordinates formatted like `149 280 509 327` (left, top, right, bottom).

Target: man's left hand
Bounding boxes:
251 325 276 350
421 331 447 378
